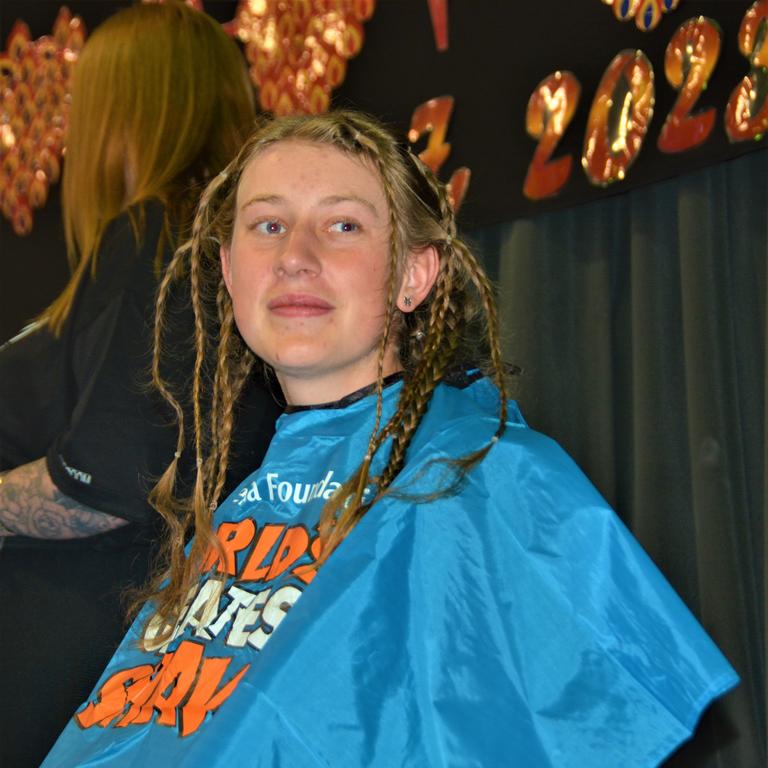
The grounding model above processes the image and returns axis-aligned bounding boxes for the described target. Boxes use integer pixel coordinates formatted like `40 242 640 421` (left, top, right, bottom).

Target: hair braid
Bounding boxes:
453 240 508 436
141 242 194 625
408 160 507 446
209 281 248 508
139 167 240 639
149 241 189 499
376 260 462 488
379 256 452 435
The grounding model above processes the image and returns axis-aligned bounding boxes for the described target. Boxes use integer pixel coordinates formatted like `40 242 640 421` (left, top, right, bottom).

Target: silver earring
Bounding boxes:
403 295 412 308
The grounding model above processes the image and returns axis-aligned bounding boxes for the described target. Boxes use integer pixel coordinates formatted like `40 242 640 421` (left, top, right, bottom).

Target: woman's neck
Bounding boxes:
277 354 403 407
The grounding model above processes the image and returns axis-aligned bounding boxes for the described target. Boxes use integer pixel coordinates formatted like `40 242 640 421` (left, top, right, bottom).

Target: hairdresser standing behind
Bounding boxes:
0 4 280 766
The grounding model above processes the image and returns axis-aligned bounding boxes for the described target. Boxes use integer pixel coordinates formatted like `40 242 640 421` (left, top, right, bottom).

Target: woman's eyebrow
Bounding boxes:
240 194 283 212
240 193 380 218
319 194 380 218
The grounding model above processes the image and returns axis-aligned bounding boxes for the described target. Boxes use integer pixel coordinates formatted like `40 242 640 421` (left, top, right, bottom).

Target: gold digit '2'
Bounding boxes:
523 71 581 200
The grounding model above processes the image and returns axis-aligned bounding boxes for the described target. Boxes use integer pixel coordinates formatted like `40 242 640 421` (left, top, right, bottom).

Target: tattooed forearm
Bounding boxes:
0 458 128 538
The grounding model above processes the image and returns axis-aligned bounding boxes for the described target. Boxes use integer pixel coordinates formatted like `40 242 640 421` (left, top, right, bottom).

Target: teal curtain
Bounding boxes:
472 149 766 767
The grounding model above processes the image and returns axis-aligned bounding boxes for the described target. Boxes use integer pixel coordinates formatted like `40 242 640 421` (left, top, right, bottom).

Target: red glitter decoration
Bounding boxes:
426 0 448 51
0 7 85 236
228 0 376 116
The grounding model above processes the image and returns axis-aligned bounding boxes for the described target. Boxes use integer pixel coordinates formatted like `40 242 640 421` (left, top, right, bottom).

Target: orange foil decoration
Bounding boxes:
658 17 721 154
0 7 85 236
582 49 655 186
600 0 681 32
725 0 768 143
229 0 376 116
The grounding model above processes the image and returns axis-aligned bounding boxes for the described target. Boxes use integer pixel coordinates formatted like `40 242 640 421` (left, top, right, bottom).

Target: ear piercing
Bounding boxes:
403 295 413 307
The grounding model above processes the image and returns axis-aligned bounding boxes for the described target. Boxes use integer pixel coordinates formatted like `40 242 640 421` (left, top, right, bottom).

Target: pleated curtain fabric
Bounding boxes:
471 148 767 768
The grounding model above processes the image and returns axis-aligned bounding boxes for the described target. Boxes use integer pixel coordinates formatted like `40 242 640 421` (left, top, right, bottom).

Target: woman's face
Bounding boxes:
221 140 404 405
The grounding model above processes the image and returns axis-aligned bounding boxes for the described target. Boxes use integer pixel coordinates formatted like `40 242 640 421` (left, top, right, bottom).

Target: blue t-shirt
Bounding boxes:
43 376 738 767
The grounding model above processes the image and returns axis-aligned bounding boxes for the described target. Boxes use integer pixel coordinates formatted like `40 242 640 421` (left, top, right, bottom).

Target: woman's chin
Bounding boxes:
262 345 332 376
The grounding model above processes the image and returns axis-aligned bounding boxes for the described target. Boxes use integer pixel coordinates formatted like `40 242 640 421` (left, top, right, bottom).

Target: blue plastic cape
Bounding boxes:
43 376 738 767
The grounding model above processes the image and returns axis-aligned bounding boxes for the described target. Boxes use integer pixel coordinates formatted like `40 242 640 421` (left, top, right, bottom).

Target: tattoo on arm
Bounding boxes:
0 459 128 539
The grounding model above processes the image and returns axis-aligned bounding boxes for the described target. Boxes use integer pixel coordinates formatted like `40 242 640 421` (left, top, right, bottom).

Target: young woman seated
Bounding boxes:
43 111 738 768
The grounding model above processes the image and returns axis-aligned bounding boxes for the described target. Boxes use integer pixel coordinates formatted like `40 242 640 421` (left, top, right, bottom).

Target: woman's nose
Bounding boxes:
275 225 321 277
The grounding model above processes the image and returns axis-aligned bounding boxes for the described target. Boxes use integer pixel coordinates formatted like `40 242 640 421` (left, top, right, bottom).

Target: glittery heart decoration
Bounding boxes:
600 0 681 31
229 0 376 116
0 7 85 236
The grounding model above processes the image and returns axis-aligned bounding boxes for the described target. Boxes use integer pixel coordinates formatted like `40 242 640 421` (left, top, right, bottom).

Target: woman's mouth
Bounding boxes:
268 294 334 317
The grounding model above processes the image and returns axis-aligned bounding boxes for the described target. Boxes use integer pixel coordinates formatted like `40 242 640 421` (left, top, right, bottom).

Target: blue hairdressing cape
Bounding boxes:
43 375 737 767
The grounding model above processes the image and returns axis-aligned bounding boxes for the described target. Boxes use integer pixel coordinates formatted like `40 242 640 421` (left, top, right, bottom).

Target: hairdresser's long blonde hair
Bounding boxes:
143 111 509 639
42 0 255 333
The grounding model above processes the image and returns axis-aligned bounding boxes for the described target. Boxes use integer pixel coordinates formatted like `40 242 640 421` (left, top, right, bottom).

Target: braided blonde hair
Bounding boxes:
144 111 508 637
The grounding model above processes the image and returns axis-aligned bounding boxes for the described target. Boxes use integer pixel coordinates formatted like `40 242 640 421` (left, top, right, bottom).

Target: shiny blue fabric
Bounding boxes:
43 377 738 767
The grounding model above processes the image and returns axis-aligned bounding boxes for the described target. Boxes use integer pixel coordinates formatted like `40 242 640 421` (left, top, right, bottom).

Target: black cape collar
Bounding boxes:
282 365 484 414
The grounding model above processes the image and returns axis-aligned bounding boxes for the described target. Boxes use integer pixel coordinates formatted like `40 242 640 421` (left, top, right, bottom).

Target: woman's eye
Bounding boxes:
254 220 286 235
329 220 359 233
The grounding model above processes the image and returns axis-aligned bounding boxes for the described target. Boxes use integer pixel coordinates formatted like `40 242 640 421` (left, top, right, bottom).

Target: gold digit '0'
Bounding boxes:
582 49 655 186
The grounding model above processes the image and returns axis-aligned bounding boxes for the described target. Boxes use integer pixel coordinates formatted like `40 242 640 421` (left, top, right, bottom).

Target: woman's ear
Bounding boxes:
220 244 233 295
396 245 440 312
